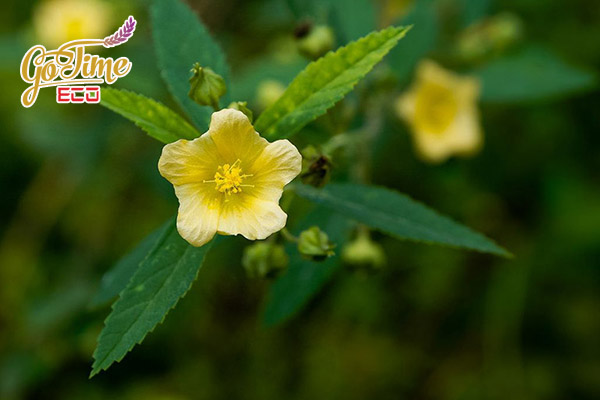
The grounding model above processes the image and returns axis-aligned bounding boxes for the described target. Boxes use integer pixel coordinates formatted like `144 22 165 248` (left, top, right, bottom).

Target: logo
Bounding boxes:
20 16 137 108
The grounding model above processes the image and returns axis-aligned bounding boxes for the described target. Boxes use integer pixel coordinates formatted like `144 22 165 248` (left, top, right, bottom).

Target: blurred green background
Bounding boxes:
1 0 599 399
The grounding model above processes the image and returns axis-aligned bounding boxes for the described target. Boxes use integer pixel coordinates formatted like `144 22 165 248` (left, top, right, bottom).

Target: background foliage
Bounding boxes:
1 0 599 399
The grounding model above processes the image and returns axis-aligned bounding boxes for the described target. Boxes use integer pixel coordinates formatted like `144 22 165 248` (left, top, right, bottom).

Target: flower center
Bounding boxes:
204 159 253 195
414 81 459 135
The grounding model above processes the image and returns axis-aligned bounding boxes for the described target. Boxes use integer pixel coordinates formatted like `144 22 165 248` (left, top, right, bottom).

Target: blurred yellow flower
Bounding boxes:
396 60 482 163
34 0 112 48
158 109 302 247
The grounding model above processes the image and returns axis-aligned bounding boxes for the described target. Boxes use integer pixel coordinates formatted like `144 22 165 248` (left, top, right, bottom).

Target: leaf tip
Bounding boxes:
401 24 414 33
89 365 101 379
496 246 514 259
482 240 513 258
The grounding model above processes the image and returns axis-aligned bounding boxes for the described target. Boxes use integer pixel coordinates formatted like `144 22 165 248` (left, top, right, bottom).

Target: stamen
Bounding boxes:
204 159 253 195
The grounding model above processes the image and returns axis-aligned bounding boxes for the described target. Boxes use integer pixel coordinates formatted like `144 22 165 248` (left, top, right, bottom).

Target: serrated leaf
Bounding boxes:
100 88 199 144
89 220 170 308
263 208 351 326
151 0 230 130
476 47 597 103
294 183 510 257
90 220 213 377
254 26 410 139
388 0 438 82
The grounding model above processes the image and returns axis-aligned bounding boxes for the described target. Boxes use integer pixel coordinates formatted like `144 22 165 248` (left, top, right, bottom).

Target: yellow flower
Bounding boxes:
34 0 112 48
158 109 302 247
396 60 482 163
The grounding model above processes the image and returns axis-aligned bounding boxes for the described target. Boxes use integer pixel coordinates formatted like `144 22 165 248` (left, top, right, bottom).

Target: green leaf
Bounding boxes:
89 221 170 308
100 88 199 144
388 0 438 82
151 0 230 130
263 208 351 326
90 220 213 377
294 183 510 257
254 26 410 139
476 47 597 103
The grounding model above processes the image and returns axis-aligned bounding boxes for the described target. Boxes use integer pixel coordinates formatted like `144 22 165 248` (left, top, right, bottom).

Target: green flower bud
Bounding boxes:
256 79 285 110
457 28 485 62
228 101 254 122
457 13 522 62
300 145 332 188
342 234 386 272
188 63 226 109
487 12 523 49
295 24 335 60
297 226 335 261
242 242 288 279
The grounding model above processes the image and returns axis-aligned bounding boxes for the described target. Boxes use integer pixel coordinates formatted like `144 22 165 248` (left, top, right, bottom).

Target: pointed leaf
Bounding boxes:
90 221 213 376
90 220 170 308
151 0 230 130
294 183 510 256
100 88 199 144
254 26 410 139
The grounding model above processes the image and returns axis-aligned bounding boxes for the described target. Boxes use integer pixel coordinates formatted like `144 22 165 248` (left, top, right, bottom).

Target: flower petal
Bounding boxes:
417 59 461 89
444 107 482 155
412 107 481 163
217 194 287 240
457 76 481 102
396 89 416 123
246 139 302 202
412 131 455 163
158 133 223 186
208 109 268 167
174 183 222 247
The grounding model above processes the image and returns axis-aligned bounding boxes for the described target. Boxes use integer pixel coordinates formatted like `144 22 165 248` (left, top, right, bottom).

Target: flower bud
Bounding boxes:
242 242 288 279
295 23 335 60
487 12 523 49
188 63 226 109
457 13 523 62
300 145 332 188
256 80 286 110
297 226 335 261
228 101 253 122
342 234 386 272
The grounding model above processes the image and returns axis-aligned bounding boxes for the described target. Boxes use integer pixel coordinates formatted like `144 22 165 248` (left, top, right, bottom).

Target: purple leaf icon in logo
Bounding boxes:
103 16 137 48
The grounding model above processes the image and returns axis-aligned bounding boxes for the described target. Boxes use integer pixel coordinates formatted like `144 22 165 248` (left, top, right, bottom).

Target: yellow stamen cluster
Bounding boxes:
205 159 253 195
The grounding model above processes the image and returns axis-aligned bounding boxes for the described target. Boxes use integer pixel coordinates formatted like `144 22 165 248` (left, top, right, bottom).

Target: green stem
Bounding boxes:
280 227 299 243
